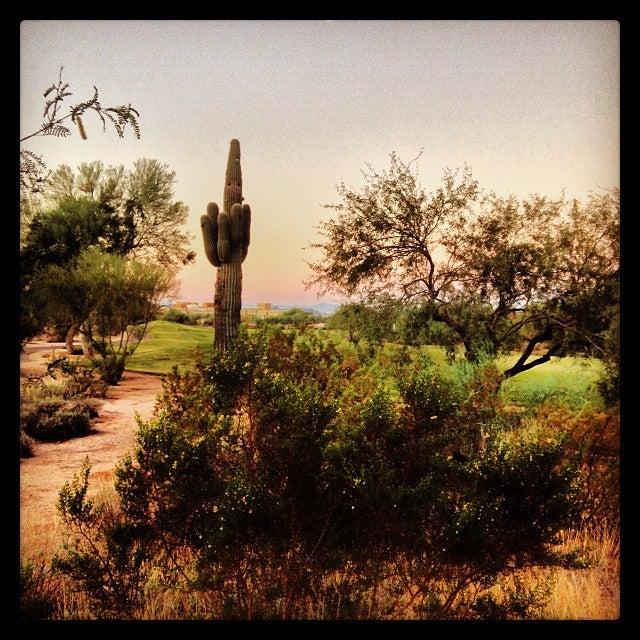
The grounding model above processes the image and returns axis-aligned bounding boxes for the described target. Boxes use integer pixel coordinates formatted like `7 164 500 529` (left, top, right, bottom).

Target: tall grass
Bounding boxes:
539 524 620 620
20 513 620 620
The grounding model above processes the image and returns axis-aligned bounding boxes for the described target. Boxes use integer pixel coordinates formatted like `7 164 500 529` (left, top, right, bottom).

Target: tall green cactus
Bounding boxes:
200 139 251 352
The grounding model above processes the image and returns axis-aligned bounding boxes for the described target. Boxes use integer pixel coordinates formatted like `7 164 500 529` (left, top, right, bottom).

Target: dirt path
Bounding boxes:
20 343 164 556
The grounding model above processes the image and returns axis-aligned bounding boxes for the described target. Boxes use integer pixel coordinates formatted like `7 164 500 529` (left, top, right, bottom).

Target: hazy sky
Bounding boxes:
20 20 619 307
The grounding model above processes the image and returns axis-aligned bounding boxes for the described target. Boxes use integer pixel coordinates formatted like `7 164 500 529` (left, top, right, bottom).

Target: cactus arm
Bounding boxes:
223 138 243 214
217 211 231 263
201 202 221 266
230 203 244 248
241 203 251 261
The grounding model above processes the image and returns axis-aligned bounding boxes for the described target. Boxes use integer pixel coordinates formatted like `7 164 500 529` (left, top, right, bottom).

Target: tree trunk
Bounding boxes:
79 331 95 358
65 323 79 355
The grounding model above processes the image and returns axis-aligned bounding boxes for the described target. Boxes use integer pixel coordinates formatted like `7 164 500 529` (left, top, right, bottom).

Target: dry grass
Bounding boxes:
20 470 118 561
537 524 620 620
20 511 620 620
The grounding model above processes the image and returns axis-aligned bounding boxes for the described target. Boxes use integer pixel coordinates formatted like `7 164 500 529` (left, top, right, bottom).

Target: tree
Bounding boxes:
20 67 140 197
19 66 143 349
20 197 111 347
325 299 401 346
40 159 195 268
30 249 175 383
306 153 619 385
20 160 195 348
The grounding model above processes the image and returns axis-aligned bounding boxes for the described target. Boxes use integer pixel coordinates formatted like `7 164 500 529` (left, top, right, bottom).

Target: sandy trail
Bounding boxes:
20 342 164 556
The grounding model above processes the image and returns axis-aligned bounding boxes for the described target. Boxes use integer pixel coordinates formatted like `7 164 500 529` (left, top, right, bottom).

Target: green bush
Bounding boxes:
20 429 36 458
163 308 191 324
53 329 588 620
25 410 92 442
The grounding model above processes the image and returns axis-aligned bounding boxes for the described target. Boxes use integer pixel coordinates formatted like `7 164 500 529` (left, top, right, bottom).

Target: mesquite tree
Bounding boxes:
200 139 252 352
307 153 619 384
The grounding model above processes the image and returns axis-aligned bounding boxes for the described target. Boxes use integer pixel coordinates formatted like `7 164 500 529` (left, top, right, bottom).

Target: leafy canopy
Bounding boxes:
307 153 619 381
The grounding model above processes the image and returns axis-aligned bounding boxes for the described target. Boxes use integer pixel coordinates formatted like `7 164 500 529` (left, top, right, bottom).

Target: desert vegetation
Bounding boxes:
19 79 618 619
20 323 619 620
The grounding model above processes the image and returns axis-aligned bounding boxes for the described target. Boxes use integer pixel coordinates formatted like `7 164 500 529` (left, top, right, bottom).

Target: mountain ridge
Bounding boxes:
244 302 340 317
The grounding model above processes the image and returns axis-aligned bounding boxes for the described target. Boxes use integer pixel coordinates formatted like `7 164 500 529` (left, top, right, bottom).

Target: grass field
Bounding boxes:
498 354 604 410
125 320 215 374
126 321 604 408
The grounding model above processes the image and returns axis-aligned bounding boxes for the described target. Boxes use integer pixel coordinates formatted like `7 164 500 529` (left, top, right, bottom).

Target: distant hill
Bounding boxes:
270 302 339 317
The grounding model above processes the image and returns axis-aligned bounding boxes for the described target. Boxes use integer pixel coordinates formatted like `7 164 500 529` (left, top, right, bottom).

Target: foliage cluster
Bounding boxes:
20 148 191 379
308 154 619 386
50 327 604 621
20 363 105 454
255 307 320 330
163 308 215 326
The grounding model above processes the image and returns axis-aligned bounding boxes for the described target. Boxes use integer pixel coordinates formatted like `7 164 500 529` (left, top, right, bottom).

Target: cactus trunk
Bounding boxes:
214 262 243 352
200 139 251 353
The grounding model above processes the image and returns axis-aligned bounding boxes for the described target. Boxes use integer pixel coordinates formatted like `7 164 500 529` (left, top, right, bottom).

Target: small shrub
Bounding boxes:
20 397 65 432
64 397 102 418
99 355 127 385
20 429 36 458
163 308 191 324
25 410 92 442
21 392 101 444
20 558 58 620
47 357 109 398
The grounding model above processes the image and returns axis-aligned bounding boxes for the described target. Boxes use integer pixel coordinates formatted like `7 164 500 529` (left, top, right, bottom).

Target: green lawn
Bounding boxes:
125 320 215 375
126 322 604 407
497 354 604 409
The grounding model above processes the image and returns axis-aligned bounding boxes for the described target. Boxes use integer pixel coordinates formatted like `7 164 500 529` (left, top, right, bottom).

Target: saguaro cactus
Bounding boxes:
200 139 251 352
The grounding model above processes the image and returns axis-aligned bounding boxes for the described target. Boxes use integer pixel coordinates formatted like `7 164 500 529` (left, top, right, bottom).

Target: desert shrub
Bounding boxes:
25 410 92 442
163 309 213 326
52 459 150 619
98 354 127 386
53 329 587 620
47 357 109 398
21 392 101 443
63 397 102 418
163 308 191 324
20 396 66 440
530 404 620 528
20 558 59 620
20 429 36 458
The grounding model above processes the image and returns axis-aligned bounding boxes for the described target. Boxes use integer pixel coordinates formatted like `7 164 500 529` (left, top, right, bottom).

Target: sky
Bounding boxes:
20 19 620 308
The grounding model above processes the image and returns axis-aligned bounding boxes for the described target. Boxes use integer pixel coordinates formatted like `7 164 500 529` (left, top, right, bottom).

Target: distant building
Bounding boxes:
241 302 283 323
169 301 283 323
169 301 212 313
